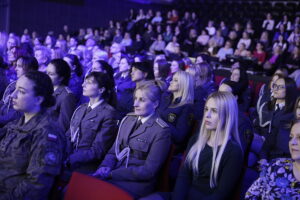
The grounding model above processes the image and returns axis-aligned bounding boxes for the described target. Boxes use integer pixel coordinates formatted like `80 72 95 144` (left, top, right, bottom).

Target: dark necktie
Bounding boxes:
83 106 92 118
274 104 281 115
133 119 142 132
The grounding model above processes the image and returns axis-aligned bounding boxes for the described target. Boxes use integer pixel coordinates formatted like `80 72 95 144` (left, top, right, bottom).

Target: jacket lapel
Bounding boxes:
76 104 88 123
123 116 137 144
85 109 97 120
84 101 106 120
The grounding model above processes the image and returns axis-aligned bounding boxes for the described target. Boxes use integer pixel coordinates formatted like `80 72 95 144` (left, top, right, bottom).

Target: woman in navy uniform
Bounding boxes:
47 59 77 133
116 61 154 119
65 72 118 174
0 71 64 199
93 81 171 198
0 56 39 127
259 77 298 161
159 71 194 146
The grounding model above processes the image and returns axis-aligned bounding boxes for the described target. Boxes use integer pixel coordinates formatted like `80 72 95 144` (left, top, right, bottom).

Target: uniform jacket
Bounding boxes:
0 110 64 200
100 114 171 198
49 85 77 133
159 99 195 146
257 103 293 137
66 102 118 173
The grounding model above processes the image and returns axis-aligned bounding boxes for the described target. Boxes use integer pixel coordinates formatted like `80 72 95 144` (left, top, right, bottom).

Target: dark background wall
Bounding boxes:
8 0 168 36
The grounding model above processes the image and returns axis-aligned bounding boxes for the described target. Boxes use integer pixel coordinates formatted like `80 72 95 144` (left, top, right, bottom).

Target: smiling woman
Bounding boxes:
245 121 300 199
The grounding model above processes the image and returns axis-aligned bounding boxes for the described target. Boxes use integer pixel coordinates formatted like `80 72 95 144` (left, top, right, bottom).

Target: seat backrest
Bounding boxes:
64 172 133 200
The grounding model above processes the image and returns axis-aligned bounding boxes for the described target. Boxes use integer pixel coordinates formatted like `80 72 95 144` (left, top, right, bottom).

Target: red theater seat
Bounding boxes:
64 172 134 200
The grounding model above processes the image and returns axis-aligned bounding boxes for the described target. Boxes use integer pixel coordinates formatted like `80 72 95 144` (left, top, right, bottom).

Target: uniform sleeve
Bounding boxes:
99 139 118 169
110 128 171 181
202 144 243 200
0 129 64 200
69 111 118 165
58 93 77 133
172 105 194 144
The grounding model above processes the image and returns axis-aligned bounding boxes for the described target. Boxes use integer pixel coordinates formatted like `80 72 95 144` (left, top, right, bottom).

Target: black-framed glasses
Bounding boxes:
272 84 285 90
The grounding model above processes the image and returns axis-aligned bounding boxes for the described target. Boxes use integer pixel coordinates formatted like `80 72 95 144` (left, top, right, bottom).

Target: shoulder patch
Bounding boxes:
156 118 169 128
45 151 59 165
167 113 176 123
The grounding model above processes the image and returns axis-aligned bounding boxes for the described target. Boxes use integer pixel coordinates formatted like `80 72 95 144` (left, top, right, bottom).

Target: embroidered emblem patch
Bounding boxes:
168 113 176 123
45 152 58 165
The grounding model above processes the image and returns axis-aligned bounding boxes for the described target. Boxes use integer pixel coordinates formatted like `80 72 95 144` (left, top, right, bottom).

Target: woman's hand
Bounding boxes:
93 167 112 179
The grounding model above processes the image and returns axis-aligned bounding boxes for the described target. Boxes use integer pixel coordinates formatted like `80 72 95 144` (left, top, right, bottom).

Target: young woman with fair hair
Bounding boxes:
159 71 194 145
172 92 243 199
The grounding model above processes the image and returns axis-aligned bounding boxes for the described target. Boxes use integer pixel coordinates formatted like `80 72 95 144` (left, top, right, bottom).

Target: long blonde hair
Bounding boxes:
172 71 194 106
186 92 241 188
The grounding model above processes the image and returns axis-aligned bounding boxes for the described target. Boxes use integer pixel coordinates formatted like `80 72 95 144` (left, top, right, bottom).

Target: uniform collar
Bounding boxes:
53 85 65 95
88 99 104 110
138 113 154 124
275 102 285 111
12 109 47 133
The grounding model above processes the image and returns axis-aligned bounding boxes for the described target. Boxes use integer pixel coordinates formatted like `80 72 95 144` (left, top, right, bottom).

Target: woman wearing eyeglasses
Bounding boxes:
258 77 298 162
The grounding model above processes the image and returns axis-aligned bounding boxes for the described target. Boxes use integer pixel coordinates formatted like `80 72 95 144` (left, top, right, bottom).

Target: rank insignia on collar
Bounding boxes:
168 113 176 123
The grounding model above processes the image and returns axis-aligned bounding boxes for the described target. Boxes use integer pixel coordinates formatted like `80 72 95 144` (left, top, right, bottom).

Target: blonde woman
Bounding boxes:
159 71 194 145
172 92 243 199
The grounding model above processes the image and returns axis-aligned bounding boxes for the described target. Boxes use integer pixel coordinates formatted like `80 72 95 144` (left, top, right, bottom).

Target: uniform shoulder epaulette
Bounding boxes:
156 118 169 128
126 112 137 116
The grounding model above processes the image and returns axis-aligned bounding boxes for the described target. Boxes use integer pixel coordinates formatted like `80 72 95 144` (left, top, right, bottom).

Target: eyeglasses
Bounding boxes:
272 84 285 90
